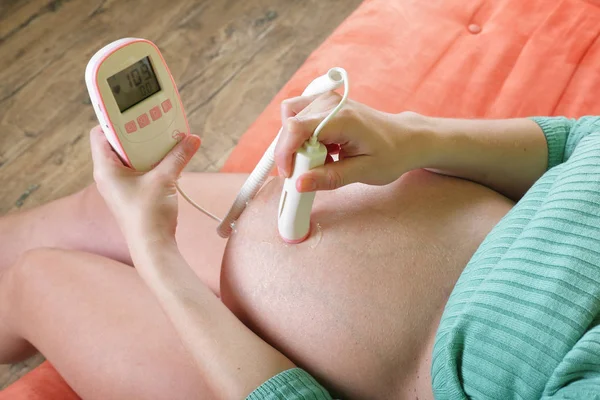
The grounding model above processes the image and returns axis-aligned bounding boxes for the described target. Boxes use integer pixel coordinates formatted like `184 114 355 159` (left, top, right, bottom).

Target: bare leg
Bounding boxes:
0 173 249 294
0 248 211 400
0 172 248 389
0 171 512 399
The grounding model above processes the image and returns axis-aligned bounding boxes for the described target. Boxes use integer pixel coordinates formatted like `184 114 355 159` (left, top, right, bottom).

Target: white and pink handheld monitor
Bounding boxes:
86 38 349 244
85 38 189 171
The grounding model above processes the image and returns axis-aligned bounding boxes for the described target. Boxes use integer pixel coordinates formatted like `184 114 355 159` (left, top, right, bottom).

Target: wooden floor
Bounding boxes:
0 0 362 390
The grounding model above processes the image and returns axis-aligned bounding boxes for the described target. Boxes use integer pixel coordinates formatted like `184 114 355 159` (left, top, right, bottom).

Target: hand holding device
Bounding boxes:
86 38 221 222
216 68 350 241
277 68 348 243
85 38 189 172
89 125 201 246
86 38 352 243
275 99 428 193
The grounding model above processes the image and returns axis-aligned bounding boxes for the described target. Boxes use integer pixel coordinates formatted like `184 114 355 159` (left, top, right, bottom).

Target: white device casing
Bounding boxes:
301 72 343 98
275 68 346 243
85 38 188 171
278 141 328 243
274 68 347 243
86 39 346 242
216 68 345 239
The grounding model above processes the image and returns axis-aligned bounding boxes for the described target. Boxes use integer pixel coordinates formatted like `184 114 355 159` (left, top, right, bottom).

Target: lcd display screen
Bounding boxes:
107 56 161 112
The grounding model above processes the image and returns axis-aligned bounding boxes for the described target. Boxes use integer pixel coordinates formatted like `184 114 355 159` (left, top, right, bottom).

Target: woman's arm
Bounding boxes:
274 93 584 202
89 126 332 399
128 238 296 399
419 116 549 201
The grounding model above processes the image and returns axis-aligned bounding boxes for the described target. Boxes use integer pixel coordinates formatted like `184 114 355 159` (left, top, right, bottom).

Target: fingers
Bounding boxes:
275 92 347 177
90 126 123 180
276 95 319 178
152 135 201 181
276 112 348 177
295 156 367 192
90 125 114 164
280 94 319 123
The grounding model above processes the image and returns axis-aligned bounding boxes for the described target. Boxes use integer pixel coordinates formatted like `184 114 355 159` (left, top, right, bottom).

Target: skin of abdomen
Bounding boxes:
220 170 513 399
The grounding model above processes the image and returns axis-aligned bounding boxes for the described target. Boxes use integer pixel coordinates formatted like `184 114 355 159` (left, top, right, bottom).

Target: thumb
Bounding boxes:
152 135 201 180
296 157 367 192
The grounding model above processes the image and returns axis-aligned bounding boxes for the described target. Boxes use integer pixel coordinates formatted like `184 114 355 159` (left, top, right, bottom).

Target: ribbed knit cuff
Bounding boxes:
246 368 332 400
530 117 570 170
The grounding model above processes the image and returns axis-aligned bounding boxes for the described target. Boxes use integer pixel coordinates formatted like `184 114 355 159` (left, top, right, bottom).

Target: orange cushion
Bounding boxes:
223 0 600 172
5 0 600 398
0 362 78 399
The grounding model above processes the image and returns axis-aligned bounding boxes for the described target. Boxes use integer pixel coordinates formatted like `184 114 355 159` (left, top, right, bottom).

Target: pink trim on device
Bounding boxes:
91 39 190 167
280 225 311 244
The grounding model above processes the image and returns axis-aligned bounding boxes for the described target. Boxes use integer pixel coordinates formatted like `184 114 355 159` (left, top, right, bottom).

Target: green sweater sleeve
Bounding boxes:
246 368 333 400
531 116 600 169
541 325 600 399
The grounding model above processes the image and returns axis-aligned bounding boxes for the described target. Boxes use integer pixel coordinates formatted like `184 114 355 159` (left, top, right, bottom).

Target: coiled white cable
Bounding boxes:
216 67 348 238
175 68 349 238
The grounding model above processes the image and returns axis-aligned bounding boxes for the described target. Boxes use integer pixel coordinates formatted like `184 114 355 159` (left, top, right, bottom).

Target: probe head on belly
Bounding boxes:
278 142 327 243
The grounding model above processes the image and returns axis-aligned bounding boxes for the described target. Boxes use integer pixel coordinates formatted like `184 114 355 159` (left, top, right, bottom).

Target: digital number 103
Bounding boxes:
127 63 153 95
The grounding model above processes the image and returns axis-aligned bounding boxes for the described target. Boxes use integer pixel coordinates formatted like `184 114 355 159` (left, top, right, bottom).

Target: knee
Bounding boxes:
7 248 70 310
65 183 112 223
74 183 100 200
0 248 71 351
13 248 66 278
72 184 104 216
0 249 49 331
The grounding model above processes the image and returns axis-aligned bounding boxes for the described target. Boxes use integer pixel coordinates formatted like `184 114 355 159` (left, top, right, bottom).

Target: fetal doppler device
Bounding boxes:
86 38 349 243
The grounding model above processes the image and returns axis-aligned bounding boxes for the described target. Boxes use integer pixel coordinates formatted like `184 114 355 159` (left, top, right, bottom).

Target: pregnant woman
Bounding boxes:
0 92 598 399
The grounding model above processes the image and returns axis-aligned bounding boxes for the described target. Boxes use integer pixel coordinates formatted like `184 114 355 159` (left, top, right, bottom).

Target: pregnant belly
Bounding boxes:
220 170 513 399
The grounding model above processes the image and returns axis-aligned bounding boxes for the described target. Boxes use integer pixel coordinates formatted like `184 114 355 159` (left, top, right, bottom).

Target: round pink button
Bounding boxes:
468 24 482 34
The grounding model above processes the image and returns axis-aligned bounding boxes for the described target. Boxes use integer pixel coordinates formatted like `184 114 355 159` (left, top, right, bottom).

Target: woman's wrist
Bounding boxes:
391 111 441 170
119 218 178 251
127 232 179 265
127 236 186 292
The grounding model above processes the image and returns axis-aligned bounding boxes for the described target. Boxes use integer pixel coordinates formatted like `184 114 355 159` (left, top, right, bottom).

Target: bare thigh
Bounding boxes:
1 171 511 400
221 170 514 399
0 173 249 294
2 248 212 400
0 173 247 391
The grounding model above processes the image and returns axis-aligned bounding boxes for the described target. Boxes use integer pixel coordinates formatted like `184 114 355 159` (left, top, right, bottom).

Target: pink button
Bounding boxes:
124 120 137 133
468 24 482 34
137 113 150 128
161 99 172 113
150 106 162 121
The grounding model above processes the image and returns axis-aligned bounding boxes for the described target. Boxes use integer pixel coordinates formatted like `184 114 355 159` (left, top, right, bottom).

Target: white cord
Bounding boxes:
310 68 349 143
173 67 349 237
216 134 280 237
175 181 223 223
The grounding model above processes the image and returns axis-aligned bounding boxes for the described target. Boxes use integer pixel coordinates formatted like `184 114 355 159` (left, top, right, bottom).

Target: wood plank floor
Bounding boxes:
0 0 362 390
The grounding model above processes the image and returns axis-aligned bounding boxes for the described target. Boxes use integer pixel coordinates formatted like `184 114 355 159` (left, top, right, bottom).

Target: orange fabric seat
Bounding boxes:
223 0 600 173
4 0 600 397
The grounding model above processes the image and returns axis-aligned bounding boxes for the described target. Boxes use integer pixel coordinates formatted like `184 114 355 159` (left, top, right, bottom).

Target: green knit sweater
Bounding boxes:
249 116 600 399
432 116 600 399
